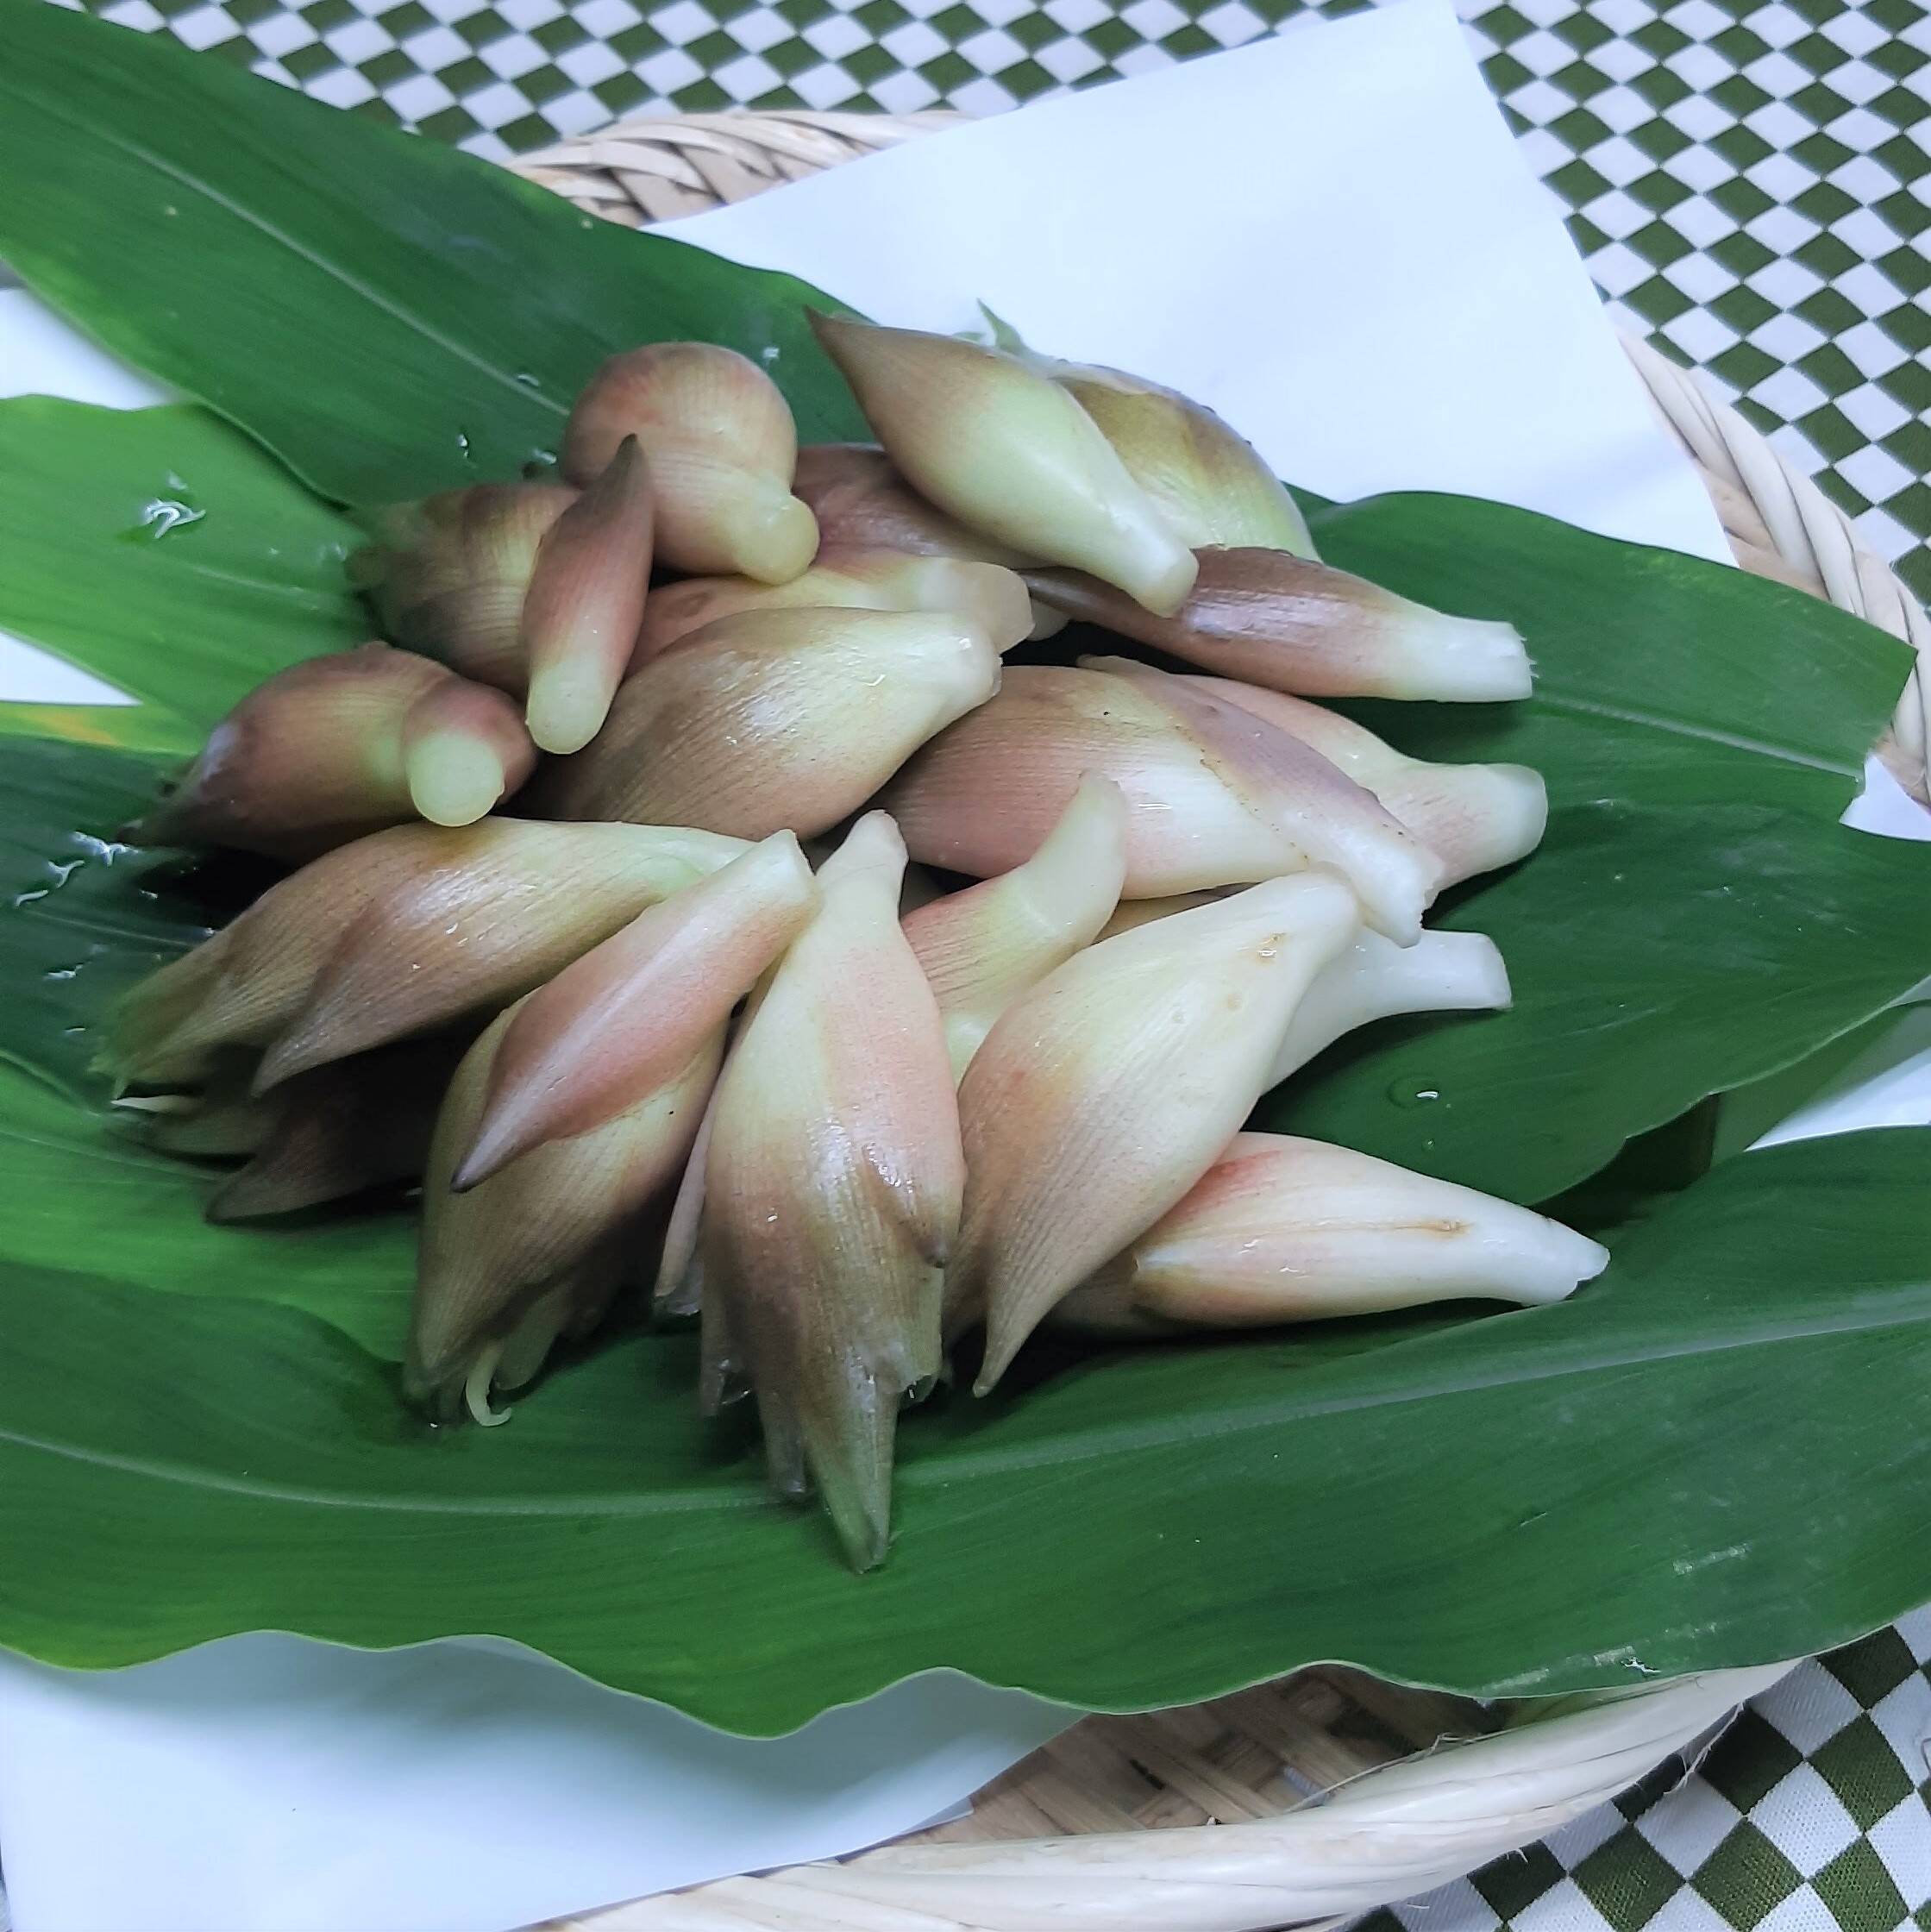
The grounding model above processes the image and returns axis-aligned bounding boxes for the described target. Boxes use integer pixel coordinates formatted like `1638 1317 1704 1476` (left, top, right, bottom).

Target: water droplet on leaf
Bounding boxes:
122 493 205 542
1388 1079 1442 1108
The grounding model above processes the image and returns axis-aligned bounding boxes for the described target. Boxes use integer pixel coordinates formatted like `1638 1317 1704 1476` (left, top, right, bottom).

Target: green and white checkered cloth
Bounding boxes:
9 0 1930 1923
1372 1618 1931 1932
41 0 1931 601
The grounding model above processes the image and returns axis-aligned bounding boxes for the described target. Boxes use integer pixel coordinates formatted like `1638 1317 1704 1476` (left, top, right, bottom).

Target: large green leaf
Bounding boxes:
0 0 863 505
0 732 200 1097
1263 799 1931 1199
0 1070 411 1357
0 394 365 1101
1253 495 1931 1198
2 9 1928 1732
3 1128 1928 1734
0 741 412 1352
0 699 191 759
1308 492 1903 816
0 398 364 750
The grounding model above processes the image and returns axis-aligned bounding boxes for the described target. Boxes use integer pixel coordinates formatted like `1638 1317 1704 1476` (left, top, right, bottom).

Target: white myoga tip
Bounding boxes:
524 667 611 757
1439 616 1533 700
407 731 508 825
733 488 820 585
464 1343 511 1427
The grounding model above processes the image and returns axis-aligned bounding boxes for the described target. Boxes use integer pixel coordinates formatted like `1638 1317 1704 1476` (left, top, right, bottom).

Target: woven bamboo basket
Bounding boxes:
504 109 1931 1932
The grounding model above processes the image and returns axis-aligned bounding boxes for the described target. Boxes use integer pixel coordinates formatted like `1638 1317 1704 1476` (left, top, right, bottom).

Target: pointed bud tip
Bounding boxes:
403 1345 516 1427
1473 761 1549 855
808 1382 901 1572
406 731 510 825
971 1358 1010 1400
1445 618 1533 699
1069 768 1130 824
445 1147 496 1195
973 1301 1040 1393
829 1495 893 1572
832 807 909 875
849 1531 889 1573
1460 934 1515 1012
524 663 616 756
1138 546 1201 618
730 487 819 586
401 1346 479 1422
1554 1229 1614 1300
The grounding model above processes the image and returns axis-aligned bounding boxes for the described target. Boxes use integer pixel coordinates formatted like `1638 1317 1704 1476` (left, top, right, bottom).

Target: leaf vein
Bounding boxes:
0 1424 766 1519
3 84 567 426
6 1293 1928 1519
1535 691 1862 780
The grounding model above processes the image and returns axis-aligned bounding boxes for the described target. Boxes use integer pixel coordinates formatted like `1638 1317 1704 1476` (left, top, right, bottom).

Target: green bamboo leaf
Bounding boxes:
1251 493 1931 1197
0 0 863 505
1306 492 1908 816
0 398 365 748
0 701 186 757
0 735 215 1100
1262 800 1931 1199
2 1128 1928 1731
0 1069 412 1356
0 740 411 1352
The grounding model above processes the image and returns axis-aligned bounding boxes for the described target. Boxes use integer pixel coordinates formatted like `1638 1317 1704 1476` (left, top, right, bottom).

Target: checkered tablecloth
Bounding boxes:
46 0 1931 600
6 0 1929 1926
1377 1621 1931 1932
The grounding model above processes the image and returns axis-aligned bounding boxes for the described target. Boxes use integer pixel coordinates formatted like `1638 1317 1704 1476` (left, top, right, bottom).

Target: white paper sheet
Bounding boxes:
0 1 1876 1926
0 1642 1063 1932
664 0 1731 561
0 288 163 706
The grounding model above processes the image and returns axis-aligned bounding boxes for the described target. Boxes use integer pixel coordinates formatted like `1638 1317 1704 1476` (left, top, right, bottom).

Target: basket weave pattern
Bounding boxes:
504 110 1929 1930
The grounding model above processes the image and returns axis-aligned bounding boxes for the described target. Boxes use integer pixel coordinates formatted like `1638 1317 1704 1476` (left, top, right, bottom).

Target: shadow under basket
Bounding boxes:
503 108 1931 1932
